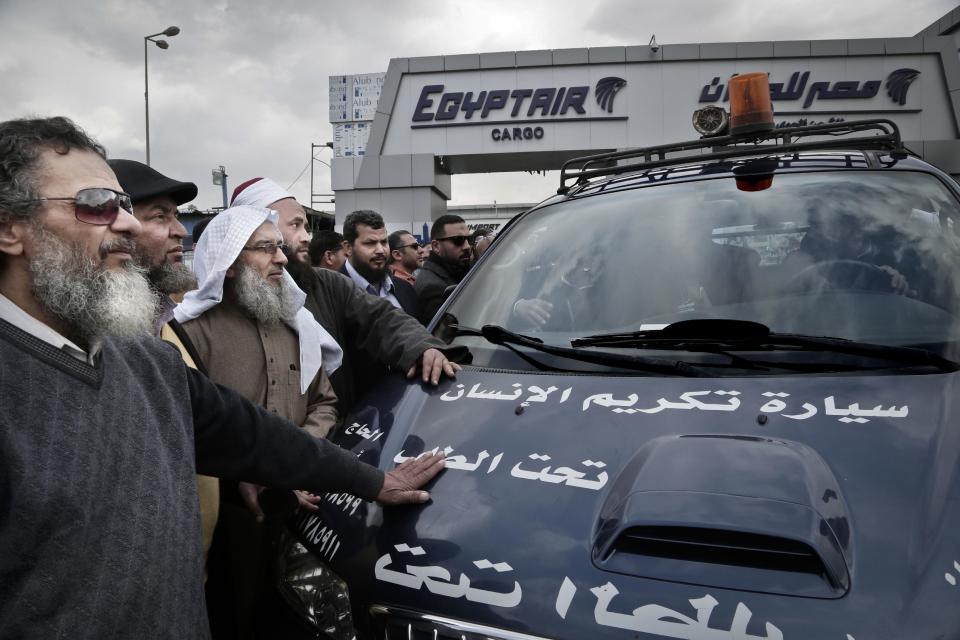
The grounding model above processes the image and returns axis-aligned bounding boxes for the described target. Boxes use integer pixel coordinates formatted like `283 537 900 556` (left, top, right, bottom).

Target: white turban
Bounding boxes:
175 205 342 393
230 177 294 209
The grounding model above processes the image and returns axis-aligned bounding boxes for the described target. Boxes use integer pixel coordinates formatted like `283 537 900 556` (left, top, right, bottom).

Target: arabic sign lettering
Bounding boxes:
698 69 920 110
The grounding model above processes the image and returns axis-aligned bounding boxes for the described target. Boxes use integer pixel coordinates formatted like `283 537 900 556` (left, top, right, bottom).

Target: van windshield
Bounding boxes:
444 170 960 369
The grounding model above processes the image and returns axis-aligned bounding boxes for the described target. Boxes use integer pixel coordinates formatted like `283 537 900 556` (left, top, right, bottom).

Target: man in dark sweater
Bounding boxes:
0 116 445 639
415 214 474 325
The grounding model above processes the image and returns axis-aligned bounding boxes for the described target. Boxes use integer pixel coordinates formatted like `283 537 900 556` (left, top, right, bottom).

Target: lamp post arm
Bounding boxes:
144 38 150 166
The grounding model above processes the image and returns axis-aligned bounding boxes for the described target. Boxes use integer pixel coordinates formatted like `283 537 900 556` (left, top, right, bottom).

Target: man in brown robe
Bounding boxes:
176 205 346 639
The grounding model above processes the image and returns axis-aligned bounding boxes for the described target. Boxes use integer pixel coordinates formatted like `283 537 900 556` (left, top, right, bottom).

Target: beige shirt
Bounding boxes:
180 301 339 438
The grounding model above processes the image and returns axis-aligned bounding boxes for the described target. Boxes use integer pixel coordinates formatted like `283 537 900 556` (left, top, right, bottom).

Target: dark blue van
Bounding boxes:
276 117 960 639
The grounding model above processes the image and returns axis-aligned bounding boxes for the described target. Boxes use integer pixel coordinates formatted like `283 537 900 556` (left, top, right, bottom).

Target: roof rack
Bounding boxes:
557 118 905 194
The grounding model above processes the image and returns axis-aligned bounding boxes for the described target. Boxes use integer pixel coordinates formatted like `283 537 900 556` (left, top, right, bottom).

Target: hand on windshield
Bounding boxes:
514 298 553 328
877 265 914 296
376 452 446 505
406 348 460 385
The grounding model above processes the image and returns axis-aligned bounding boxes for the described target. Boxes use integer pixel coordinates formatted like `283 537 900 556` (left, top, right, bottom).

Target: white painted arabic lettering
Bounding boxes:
343 422 384 441
510 453 609 490
944 559 960 586
323 492 363 517
296 513 342 562
440 382 573 405
394 446 608 491
439 383 910 425
374 543 522 607
823 395 908 424
589 580 784 639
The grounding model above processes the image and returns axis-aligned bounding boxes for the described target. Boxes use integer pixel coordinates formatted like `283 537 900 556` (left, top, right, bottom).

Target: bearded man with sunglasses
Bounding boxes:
0 116 445 639
415 214 474 325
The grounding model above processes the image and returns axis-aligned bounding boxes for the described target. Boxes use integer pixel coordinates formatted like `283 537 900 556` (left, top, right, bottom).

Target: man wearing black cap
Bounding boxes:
108 159 198 332
108 159 222 568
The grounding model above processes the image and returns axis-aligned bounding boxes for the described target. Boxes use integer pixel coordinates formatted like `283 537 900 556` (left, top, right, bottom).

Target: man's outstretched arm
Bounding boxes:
186 366 444 503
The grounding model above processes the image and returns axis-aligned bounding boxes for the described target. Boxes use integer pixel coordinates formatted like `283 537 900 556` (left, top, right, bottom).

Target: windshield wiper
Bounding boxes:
571 319 959 373
452 324 709 377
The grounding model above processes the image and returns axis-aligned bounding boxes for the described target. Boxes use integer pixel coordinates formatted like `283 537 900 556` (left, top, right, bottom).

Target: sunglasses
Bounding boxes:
241 241 290 255
397 242 421 251
19 188 133 225
436 235 472 247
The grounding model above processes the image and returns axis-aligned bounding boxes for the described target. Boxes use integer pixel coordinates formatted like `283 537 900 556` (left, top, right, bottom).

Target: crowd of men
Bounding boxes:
0 115 497 639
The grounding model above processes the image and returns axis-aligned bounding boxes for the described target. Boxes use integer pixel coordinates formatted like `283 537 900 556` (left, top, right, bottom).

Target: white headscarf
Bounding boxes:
175 205 342 393
230 177 294 209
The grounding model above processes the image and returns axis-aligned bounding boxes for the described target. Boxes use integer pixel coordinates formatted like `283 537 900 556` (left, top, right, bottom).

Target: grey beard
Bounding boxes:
233 263 297 326
149 262 198 295
29 226 158 341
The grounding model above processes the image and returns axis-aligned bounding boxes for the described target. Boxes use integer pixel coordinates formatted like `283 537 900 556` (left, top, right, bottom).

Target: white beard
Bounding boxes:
233 262 297 326
29 225 158 341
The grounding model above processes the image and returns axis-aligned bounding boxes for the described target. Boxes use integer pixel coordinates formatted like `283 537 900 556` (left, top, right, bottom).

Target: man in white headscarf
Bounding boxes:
175 205 346 639
231 178 460 416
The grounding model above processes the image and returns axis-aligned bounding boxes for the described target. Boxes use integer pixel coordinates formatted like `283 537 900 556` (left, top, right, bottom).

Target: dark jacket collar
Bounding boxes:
422 254 463 284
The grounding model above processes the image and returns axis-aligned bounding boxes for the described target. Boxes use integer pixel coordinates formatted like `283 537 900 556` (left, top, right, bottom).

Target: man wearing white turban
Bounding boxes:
176 206 344 638
231 178 460 415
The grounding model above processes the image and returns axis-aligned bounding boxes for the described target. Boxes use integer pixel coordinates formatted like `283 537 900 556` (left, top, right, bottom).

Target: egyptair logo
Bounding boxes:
886 68 920 106
595 77 626 112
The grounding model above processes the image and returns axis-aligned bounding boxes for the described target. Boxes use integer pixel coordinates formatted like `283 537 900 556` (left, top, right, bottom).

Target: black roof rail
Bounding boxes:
557 118 905 194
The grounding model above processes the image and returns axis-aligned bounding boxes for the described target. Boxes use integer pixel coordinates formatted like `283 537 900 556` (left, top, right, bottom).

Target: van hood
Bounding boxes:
295 369 960 639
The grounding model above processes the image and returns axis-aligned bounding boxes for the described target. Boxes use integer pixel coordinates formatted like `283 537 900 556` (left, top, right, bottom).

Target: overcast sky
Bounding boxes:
1 0 956 211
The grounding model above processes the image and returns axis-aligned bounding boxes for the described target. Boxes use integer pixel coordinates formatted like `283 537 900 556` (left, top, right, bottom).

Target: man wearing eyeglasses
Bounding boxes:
415 214 475 325
388 229 424 285
0 116 445 640
176 206 343 639
231 177 460 416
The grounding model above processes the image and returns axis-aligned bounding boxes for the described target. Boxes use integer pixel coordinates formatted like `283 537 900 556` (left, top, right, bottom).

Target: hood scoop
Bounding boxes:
592 435 852 599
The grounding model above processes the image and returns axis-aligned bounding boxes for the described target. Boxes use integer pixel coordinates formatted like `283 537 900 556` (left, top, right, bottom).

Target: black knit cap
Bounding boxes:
107 159 198 206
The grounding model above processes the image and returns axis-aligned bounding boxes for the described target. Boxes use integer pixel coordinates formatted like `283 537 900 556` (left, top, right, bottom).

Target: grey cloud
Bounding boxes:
1 0 955 210
585 0 958 44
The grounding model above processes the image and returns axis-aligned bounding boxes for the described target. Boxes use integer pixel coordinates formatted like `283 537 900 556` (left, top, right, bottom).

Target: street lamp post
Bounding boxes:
309 141 334 210
212 165 228 209
144 25 180 166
